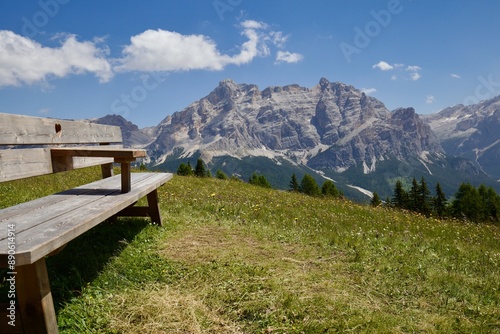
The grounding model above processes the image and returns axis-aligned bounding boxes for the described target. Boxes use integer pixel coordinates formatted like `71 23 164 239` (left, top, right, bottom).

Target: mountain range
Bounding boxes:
91 78 499 202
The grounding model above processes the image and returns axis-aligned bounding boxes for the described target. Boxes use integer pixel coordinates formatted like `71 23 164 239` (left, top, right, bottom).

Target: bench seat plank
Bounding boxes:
0 172 172 266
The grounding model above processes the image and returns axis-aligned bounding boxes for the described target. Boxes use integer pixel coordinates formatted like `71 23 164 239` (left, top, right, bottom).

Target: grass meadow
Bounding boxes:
0 167 499 333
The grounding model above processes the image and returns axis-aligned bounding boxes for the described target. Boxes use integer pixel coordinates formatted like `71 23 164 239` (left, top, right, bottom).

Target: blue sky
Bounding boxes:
1 0 500 128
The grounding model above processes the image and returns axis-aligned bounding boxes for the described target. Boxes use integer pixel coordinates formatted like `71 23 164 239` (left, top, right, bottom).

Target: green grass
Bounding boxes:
1 168 499 333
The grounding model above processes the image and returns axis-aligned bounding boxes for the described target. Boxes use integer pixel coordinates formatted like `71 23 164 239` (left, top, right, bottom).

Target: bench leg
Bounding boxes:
16 258 58 334
115 190 162 225
147 189 162 226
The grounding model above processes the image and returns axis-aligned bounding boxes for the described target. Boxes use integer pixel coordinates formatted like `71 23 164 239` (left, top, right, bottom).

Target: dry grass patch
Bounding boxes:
107 285 243 334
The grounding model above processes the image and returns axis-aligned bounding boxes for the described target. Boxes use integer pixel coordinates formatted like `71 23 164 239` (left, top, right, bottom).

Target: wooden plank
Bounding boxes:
0 173 172 265
52 156 114 173
0 148 53 182
51 147 146 159
0 112 122 145
16 258 58 333
51 145 123 172
0 174 125 222
12 173 170 265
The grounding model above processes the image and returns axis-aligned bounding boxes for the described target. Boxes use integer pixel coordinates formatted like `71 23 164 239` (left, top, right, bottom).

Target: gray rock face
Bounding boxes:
90 114 155 148
148 78 443 173
423 96 500 179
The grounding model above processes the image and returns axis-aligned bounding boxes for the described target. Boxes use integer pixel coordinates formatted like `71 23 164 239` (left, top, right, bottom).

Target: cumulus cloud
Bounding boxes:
372 60 422 81
0 19 302 88
426 95 436 104
372 61 394 71
115 20 303 72
114 29 229 72
451 73 461 79
275 51 303 64
0 30 112 87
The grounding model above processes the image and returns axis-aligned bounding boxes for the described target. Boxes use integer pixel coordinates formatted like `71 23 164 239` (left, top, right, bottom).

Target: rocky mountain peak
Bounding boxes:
148 78 444 176
423 94 500 179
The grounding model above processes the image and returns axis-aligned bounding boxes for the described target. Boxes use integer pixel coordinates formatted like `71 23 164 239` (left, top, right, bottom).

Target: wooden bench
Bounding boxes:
0 112 172 333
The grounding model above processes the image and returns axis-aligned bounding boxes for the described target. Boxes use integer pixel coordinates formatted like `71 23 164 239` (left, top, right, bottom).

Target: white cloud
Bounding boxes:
269 31 289 48
115 20 299 72
406 65 421 72
410 72 421 81
451 73 461 79
372 60 422 81
372 61 394 71
426 95 436 104
241 20 268 30
0 30 112 87
114 30 228 72
275 51 304 64
361 87 377 95
406 65 422 81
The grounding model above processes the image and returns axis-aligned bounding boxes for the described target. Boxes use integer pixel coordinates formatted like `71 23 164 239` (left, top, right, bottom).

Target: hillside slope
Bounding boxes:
1 168 497 332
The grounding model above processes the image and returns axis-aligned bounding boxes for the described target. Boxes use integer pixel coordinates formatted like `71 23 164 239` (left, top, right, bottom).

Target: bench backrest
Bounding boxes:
0 112 123 182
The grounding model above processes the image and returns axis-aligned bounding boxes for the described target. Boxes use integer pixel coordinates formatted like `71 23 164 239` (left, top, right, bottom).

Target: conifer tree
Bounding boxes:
392 180 407 209
418 176 431 216
433 182 447 218
249 173 272 188
478 185 500 222
289 173 299 192
215 169 228 180
300 174 321 196
321 180 339 197
452 183 481 222
177 162 193 176
194 158 207 177
408 178 420 212
371 192 382 207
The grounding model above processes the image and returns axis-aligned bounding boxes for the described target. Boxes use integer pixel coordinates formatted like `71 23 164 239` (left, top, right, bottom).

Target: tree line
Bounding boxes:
379 176 500 224
176 160 342 198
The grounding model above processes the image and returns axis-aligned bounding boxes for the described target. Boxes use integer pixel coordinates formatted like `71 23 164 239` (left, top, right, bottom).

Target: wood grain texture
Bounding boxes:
16 258 58 333
0 173 173 266
0 148 53 182
0 112 122 145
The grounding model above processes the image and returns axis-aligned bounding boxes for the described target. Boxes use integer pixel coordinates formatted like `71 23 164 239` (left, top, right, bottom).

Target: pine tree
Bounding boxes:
215 169 228 180
408 178 420 212
371 192 382 207
289 173 299 192
433 182 447 218
418 176 431 216
194 158 206 177
452 183 482 222
177 162 193 176
300 174 321 196
392 180 407 209
249 173 271 188
321 180 339 197
478 185 500 222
